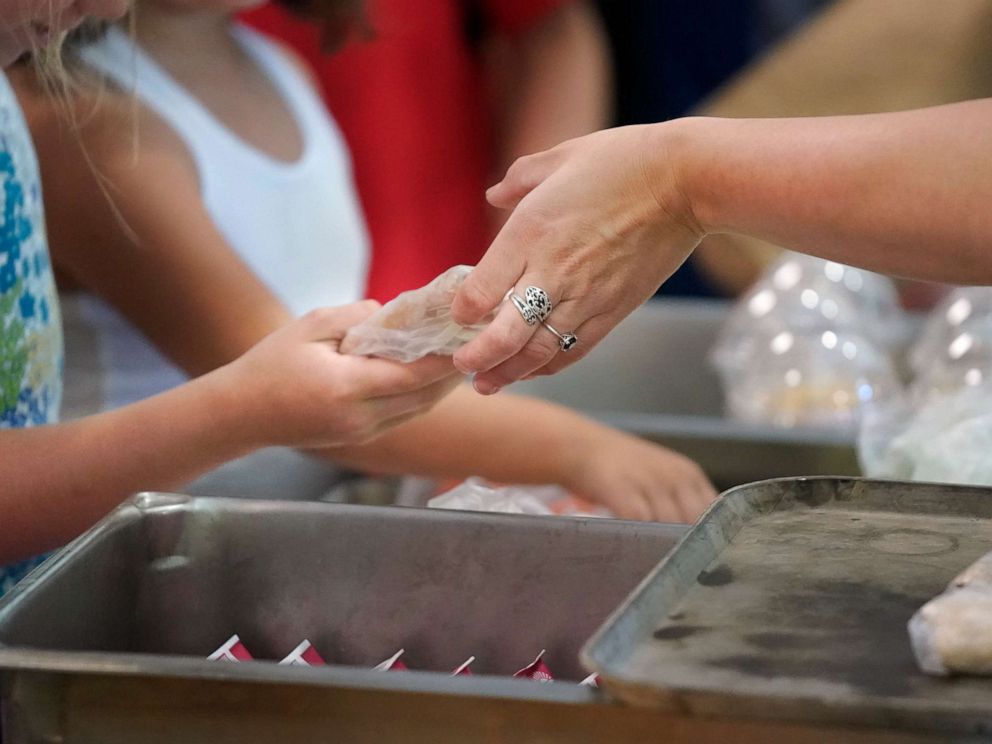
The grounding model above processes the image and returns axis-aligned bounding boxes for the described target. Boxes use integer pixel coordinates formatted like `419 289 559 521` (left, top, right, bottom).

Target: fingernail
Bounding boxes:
453 358 477 375
473 379 501 396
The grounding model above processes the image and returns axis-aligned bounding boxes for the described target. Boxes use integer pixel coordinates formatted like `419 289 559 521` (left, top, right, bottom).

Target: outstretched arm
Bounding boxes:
452 100 992 390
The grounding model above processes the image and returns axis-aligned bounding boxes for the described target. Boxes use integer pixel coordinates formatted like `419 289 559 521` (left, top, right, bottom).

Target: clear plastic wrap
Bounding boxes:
909 287 992 376
711 252 905 428
341 265 495 362
859 383 992 485
427 478 609 517
428 478 555 516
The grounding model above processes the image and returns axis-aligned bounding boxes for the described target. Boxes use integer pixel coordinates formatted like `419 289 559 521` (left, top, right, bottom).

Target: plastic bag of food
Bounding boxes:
859 382 992 485
711 252 904 429
341 265 496 362
428 478 555 516
909 551 992 676
428 478 609 517
207 634 253 662
714 325 900 429
909 287 992 376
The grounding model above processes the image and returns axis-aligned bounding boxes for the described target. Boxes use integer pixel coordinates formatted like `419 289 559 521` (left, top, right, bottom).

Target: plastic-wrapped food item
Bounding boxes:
715 326 900 428
859 383 992 485
451 657 475 676
279 639 326 666
341 265 495 362
429 478 555 516
712 253 904 428
207 634 253 662
907 315 992 406
714 252 905 367
909 287 992 376
513 650 554 682
428 478 609 517
909 551 992 676
373 649 408 671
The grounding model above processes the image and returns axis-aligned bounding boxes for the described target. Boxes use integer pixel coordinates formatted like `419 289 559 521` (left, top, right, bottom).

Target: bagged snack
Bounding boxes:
429 478 610 517
373 649 408 671
429 478 554 516
341 265 496 362
859 383 992 485
909 287 992 376
207 634 253 662
451 656 475 676
909 551 992 675
711 252 904 429
279 639 327 666
513 650 554 682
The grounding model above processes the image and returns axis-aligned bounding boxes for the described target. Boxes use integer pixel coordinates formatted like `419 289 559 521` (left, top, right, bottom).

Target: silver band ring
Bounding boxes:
508 285 553 325
524 286 552 322
509 293 540 325
542 321 579 352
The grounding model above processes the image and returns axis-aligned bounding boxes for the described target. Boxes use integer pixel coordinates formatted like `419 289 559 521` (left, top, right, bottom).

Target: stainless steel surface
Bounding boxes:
0 494 685 742
511 299 862 489
582 477 992 737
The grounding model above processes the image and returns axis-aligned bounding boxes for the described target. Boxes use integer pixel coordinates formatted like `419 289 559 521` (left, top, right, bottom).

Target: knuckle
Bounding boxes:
458 280 495 317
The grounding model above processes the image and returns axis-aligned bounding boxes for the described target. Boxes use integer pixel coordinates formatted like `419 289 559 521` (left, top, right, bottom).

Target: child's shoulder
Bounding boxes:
9 65 194 175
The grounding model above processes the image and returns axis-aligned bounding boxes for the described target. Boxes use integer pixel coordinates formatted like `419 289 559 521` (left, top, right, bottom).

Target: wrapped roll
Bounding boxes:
909 551 992 675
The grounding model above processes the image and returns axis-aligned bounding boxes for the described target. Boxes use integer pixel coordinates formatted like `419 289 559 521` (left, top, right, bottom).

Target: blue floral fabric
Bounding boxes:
0 71 63 597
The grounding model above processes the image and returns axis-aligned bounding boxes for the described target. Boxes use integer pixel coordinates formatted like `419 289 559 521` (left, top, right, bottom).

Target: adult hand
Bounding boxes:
565 429 716 523
451 123 703 394
225 301 461 448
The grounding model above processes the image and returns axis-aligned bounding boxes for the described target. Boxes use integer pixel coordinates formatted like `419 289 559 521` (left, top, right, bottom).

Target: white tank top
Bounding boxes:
61 24 370 418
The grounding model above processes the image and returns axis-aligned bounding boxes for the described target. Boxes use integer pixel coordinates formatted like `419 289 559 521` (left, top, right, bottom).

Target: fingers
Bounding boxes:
468 300 587 393
486 150 557 210
299 301 382 342
510 313 620 382
451 222 527 327
352 354 460 398
363 374 463 434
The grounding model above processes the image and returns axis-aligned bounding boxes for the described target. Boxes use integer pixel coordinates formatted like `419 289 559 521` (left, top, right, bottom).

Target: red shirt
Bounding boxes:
244 0 567 301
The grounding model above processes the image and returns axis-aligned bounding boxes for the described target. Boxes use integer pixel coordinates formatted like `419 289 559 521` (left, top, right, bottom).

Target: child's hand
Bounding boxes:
566 429 716 523
222 301 462 448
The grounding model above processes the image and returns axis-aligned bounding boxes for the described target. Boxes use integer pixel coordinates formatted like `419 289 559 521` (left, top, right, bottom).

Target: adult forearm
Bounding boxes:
325 385 596 486
0 370 256 563
676 100 992 283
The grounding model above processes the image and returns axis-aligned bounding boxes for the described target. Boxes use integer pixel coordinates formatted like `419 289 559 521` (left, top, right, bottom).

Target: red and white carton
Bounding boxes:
207 634 253 662
579 673 600 687
513 650 554 682
279 639 327 667
451 656 475 676
373 649 408 671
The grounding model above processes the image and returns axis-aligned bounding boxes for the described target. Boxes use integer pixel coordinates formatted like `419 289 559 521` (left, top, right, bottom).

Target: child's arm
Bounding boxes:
21 79 714 522
328 384 714 522
0 303 459 564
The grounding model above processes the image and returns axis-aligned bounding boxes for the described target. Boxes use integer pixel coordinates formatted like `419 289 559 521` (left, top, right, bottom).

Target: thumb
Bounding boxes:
300 300 383 342
486 151 554 210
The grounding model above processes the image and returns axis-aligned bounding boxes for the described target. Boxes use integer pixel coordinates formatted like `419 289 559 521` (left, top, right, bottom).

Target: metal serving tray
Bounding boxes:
582 477 992 738
513 300 860 489
0 494 685 743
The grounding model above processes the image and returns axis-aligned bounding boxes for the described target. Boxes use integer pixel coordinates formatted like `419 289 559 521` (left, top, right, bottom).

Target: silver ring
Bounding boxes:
509 293 540 325
542 321 579 352
508 285 553 325
524 286 552 322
